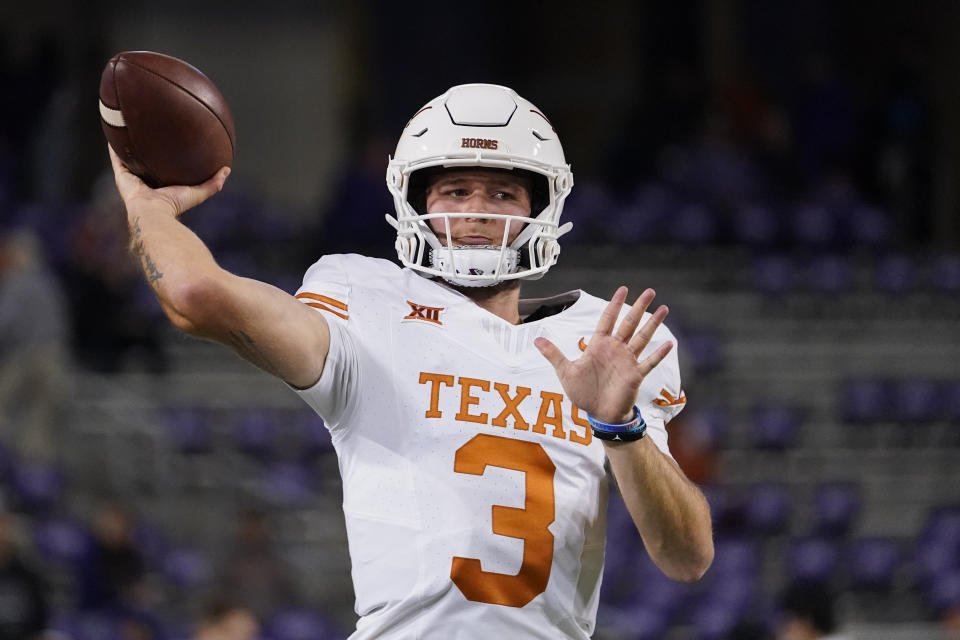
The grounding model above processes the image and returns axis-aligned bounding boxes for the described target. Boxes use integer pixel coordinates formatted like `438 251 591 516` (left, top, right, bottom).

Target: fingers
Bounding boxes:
534 336 570 373
174 167 231 213
638 339 673 376
628 303 668 355
613 288 655 342
594 286 628 336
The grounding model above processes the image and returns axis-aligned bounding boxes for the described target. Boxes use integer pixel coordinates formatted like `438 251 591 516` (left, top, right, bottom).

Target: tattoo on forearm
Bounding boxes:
228 330 283 378
130 216 164 284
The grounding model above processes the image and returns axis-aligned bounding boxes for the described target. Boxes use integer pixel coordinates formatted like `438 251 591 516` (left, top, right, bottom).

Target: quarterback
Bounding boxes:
108 84 713 638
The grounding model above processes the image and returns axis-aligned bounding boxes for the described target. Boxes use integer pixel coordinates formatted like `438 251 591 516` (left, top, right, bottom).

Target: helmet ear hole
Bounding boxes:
408 170 430 215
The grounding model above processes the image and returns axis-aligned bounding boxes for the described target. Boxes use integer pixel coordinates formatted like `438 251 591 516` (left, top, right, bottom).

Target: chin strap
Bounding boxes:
429 246 520 287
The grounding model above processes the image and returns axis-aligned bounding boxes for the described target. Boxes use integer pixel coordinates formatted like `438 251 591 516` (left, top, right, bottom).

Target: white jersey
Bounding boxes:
293 254 686 639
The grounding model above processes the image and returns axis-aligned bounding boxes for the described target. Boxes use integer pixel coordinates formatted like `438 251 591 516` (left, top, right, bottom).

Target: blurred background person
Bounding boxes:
192 599 258 640
0 508 48 640
775 582 850 640
0 227 68 464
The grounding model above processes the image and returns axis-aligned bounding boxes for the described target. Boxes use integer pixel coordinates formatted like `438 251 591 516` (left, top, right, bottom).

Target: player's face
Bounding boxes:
425 168 532 246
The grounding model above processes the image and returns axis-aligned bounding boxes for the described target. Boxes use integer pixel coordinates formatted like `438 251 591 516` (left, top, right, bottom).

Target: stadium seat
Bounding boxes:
786 536 841 584
733 204 779 247
233 409 279 461
267 608 339 640
163 547 212 589
890 379 943 424
925 570 960 616
691 593 749 640
839 379 890 425
792 205 836 248
751 403 802 450
12 460 64 512
846 205 892 247
812 481 861 538
260 462 317 508
874 254 918 295
34 516 91 565
294 412 334 461
743 483 792 535
604 605 669 640
161 407 213 454
848 537 902 591
931 253 960 294
751 254 798 296
683 329 726 375
805 254 854 294
669 204 718 245
943 381 960 425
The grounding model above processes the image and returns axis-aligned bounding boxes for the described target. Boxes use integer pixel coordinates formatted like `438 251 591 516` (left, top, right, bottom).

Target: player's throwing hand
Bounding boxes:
534 286 673 426
108 144 230 218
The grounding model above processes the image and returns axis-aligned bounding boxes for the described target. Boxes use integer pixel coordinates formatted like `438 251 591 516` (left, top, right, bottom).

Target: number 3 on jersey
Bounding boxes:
451 434 557 607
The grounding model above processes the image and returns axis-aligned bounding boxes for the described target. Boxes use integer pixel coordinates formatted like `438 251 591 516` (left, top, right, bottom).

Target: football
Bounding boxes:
99 51 235 187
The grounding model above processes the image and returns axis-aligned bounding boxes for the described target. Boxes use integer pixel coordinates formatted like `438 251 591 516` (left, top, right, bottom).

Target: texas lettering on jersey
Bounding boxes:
418 371 592 446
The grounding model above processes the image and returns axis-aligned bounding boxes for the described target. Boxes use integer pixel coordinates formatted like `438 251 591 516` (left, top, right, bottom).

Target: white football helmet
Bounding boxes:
386 84 574 287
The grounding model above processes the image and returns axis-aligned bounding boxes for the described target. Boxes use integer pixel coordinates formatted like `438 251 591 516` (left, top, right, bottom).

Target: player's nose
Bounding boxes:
457 192 498 220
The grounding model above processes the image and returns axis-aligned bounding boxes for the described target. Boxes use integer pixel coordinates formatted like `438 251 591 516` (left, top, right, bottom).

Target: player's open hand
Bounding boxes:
108 144 230 218
534 286 673 425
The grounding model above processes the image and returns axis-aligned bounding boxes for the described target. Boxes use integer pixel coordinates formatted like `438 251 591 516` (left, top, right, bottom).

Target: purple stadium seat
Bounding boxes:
163 547 212 589
604 605 669 640
683 330 726 375
787 537 841 584
922 508 960 546
0 442 15 482
751 404 802 450
261 462 316 507
34 517 90 564
751 254 797 296
792 205 836 247
931 253 960 293
686 404 729 450
915 539 960 589
702 485 744 534
296 412 333 461
134 519 170 566
733 204 779 246
812 482 861 538
161 407 213 454
890 379 943 424
848 537 901 590
874 254 918 294
846 205 892 247
943 381 960 425
267 608 338 640
710 537 761 578
925 569 960 615
839 379 890 424
743 483 792 535
805 254 854 294
691 597 744 640
562 181 617 242
233 409 278 460
669 204 718 245
12 460 64 512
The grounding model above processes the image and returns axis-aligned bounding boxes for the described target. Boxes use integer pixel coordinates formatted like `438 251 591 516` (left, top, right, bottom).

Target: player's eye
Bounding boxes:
492 191 515 200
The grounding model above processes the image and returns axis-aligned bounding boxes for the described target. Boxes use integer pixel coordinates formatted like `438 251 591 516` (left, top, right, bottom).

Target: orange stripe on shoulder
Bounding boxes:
653 388 687 407
302 301 349 320
296 292 348 311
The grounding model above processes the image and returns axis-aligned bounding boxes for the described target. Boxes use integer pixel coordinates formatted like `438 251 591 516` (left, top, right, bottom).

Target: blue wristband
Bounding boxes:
587 405 647 442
